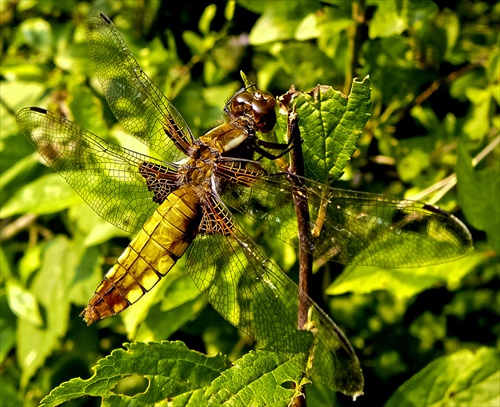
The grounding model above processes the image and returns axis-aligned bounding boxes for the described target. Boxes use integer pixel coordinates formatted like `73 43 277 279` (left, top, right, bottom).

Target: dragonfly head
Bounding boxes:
228 90 276 134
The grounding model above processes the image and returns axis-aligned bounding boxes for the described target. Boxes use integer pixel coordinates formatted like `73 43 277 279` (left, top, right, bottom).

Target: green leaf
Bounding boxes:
123 267 205 341
436 9 460 59
199 4 217 36
0 56 48 82
17 235 80 389
68 245 103 308
369 0 438 39
368 0 407 38
225 1 235 21
463 87 496 141
67 203 129 247
0 83 45 136
16 18 54 55
456 143 500 253
1 172 82 217
0 154 40 207
277 42 338 89
294 76 371 184
205 350 306 406
182 30 204 56
486 48 499 84
40 341 307 407
204 38 246 85
0 366 25 407
0 294 17 363
409 312 446 351
6 281 43 327
247 0 321 45
67 77 108 137
54 43 93 76
0 245 12 282
396 147 431 182
385 347 500 407
328 252 483 298
39 341 230 407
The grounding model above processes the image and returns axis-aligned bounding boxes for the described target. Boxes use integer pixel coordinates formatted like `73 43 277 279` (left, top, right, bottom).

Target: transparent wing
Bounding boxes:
221 165 473 268
16 107 178 233
86 10 193 162
186 196 363 396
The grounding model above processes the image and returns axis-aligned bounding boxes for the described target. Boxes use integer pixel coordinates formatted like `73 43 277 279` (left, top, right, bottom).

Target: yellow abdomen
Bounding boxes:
81 187 201 324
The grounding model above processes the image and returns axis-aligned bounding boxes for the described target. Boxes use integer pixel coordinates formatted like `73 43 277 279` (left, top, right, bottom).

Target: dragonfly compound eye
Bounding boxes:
251 92 276 133
230 90 276 133
230 91 253 113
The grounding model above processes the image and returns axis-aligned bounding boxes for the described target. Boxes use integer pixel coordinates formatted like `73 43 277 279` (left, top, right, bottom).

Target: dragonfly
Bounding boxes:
16 11 473 397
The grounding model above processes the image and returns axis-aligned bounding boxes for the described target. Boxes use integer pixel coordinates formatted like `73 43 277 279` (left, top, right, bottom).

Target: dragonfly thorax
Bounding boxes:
198 121 254 159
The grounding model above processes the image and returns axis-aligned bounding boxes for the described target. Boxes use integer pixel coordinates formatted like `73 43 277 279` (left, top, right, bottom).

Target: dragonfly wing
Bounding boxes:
221 168 473 268
86 11 193 162
306 185 473 267
186 193 363 396
16 107 176 233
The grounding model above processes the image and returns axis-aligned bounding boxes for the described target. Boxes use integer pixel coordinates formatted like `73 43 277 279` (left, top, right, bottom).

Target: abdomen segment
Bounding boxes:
81 187 201 324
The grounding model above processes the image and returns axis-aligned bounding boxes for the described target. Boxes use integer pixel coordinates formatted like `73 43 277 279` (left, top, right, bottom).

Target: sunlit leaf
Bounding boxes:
67 203 129 247
0 294 17 363
39 341 230 407
205 350 307 405
17 18 54 55
294 76 371 184
199 4 217 36
328 252 483 298
6 281 43 326
463 88 494 141
247 0 320 45
456 144 500 253
385 347 500 407
1 173 82 217
18 236 80 388
123 267 205 342
40 341 306 407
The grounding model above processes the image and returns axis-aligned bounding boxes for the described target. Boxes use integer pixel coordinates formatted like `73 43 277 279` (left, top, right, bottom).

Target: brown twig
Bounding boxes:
394 61 484 121
0 213 38 242
281 104 312 407
285 109 313 331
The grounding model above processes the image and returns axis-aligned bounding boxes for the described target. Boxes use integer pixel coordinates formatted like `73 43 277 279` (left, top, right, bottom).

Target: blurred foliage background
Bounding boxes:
1 0 498 406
